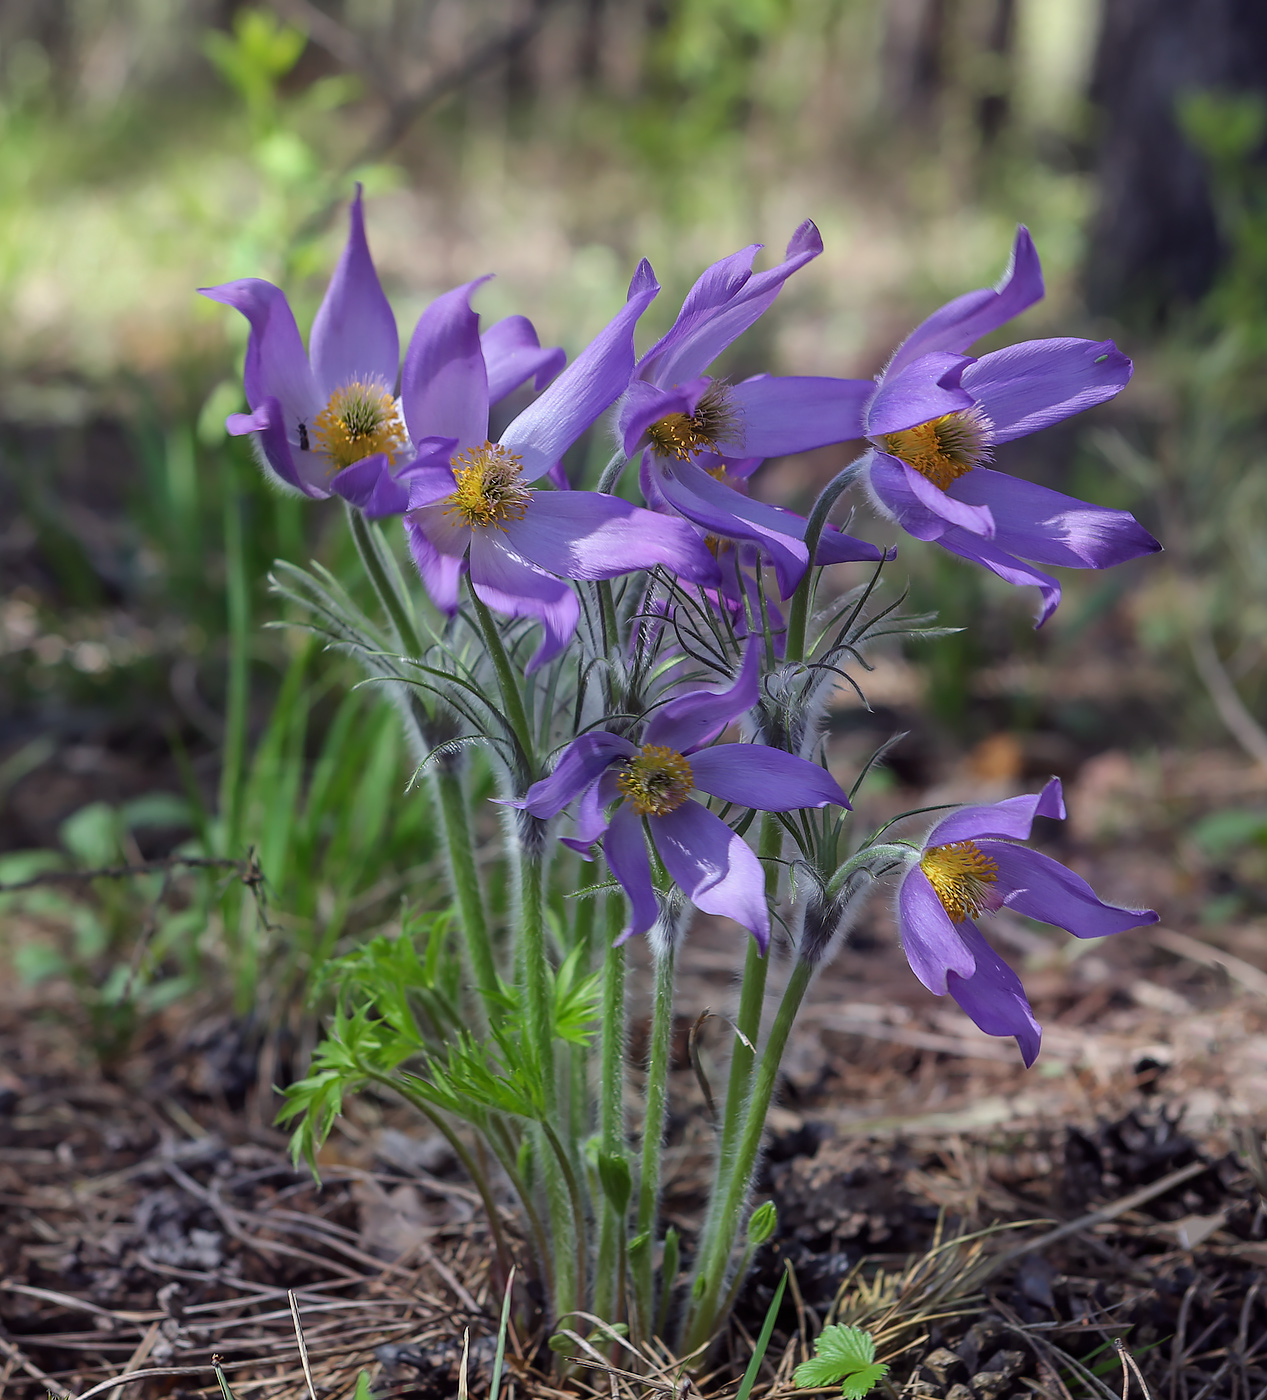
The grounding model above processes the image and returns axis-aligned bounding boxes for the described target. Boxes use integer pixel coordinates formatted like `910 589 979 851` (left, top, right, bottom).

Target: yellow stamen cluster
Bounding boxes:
444 442 532 529
618 745 695 816
878 408 992 490
311 380 408 470
919 839 1000 923
645 383 742 461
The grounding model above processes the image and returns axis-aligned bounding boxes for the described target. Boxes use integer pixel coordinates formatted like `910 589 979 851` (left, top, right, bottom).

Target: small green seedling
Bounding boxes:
794 1325 889 1400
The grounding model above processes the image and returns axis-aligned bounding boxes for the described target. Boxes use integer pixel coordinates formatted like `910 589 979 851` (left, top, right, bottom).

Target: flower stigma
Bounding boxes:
878 408 992 491
645 383 741 461
618 745 695 816
312 380 408 470
444 442 532 529
919 840 1000 922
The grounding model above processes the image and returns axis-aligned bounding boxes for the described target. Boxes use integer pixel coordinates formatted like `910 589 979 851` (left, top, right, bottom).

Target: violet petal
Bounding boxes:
948 469 1161 568
501 490 720 585
482 315 566 402
651 456 810 597
328 453 407 517
642 221 823 387
520 732 637 817
400 278 492 449
501 259 660 482
901 461 995 538
897 865 977 993
650 801 770 951
309 187 400 401
887 227 1043 377
925 778 1066 847
689 745 851 811
728 374 875 456
605 805 660 943
981 842 1159 938
468 530 580 671
933 529 1063 624
864 352 974 437
962 338 1132 443
406 517 466 614
644 638 760 754
200 278 319 428
946 921 1042 1067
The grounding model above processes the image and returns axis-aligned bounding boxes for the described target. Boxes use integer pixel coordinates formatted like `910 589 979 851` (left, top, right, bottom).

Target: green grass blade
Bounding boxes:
734 1265 788 1400
488 1265 516 1400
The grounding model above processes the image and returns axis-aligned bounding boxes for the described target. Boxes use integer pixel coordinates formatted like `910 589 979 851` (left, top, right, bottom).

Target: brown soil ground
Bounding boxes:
2 745 1266 1400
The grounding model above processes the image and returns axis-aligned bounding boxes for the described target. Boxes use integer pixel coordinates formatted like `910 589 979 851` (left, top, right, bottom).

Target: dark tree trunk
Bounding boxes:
1085 0 1267 324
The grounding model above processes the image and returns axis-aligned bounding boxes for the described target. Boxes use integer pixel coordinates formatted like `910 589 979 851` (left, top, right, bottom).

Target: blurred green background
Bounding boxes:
2 0 1266 1057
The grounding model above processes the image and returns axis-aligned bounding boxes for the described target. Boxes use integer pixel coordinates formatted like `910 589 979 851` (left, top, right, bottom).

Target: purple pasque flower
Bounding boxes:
401 264 720 670
616 225 884 597
897 778 1158 1065
518 643 850 948
200 188 564 519
831 227 1159 621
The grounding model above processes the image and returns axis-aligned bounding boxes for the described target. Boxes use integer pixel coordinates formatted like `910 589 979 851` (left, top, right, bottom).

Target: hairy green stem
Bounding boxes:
346 507 499 1024
373 1073 514 1284
824 842 913 902
541 1119 587 1322
681 958 814 1354
220 470 252 1009
596 449 628 494
784 457 869 663
485 1114 554 1300
434 766 500 1018
593 904 627 1324
470 589 537 774
714 818 781 1194
633 942 675 1336
346 506 423 656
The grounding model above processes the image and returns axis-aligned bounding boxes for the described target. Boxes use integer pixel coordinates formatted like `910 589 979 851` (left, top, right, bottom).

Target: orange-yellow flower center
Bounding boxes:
919 839 999 922
311 379 408 470
444 441 532 529
618 745 695 816
878 408 992 490
645 383 741 461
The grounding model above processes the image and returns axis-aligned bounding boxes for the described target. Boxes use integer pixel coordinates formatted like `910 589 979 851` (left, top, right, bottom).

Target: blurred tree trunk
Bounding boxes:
1086 0 1267 324
881 0 954 128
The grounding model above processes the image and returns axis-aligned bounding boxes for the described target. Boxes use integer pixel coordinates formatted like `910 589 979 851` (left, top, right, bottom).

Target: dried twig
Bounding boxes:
288 1291 319 1400
994 1158 1211 1267
1152 927 1267 999
0 853 246 894
1115 1336 1154 1399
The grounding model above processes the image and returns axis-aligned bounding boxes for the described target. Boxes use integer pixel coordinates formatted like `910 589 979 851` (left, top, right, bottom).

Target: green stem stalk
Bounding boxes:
633 942 675 1335
541 1119 587 1322
434 765 500 1017
346 507 499 1024
374 1074 515 1284
593 907 627 1324
347 506 423 656
714 818 781 1192
470 589 537 775
220 470 252 1009
784 457 868 663
681 958 814 1354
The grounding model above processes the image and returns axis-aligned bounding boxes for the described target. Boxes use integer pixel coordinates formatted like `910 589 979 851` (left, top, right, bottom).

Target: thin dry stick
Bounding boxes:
0 1333 71 1395
0 854 248 893
1152 927 1267 999
1189 625 1267 770
995 1158 1210 1267
1116 1337 1154 1400
288 1290 319 1400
